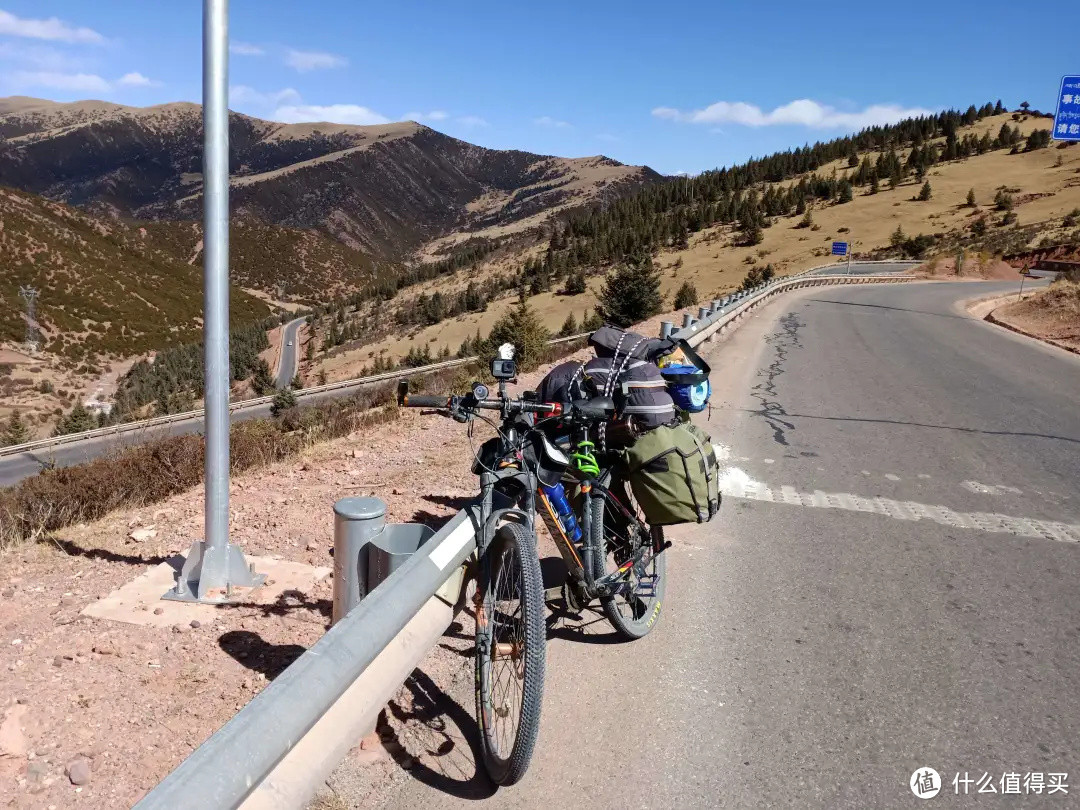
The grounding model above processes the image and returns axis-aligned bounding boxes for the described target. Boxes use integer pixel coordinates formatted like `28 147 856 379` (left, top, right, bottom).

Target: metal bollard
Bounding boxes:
682 313 693 329
698 306 709 321
660 321 674 338
711 299 722 312
332 496 386 625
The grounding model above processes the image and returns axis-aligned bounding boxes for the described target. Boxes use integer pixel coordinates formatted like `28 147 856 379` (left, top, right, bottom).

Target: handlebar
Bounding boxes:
400 394 452 409
399 389 558 416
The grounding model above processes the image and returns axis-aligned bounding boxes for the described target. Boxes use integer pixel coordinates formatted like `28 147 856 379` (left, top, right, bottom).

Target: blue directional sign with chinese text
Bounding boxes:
1053 76 1080 141
831 241 848 256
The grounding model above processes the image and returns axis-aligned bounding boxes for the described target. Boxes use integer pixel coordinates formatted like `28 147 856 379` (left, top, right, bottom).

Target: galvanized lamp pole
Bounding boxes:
165 0 264 603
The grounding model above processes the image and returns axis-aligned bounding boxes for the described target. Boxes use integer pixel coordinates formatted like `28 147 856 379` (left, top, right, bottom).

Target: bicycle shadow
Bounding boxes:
381 667 496 800
540 555 625 646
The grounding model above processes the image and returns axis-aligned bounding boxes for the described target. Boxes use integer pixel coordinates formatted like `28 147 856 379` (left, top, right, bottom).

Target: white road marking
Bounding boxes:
885 473 901 481
720 472 1080 544
961 480 1023 496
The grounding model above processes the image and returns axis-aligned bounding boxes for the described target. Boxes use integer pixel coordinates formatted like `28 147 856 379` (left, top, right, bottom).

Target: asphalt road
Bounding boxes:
276 317 306 389
375 280 1080 809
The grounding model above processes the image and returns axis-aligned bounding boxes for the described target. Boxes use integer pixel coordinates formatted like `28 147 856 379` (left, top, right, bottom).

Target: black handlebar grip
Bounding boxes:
401 394 450 408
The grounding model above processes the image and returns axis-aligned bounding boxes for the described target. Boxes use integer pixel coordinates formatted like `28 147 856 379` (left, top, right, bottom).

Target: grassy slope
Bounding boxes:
313 113 1080 380
0 187 270 359
140 219 387 303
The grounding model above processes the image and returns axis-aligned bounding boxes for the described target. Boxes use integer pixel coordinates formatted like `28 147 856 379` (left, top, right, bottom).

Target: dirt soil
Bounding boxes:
0 334 622 808
993 280 1080 351
913 254 1024 280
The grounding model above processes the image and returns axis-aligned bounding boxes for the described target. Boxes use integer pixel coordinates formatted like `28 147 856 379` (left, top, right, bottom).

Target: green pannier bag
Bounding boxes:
623 422 721 525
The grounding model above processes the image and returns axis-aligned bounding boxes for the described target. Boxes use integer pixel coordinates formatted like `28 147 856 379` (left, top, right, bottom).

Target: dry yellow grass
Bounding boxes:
313 114 1080 381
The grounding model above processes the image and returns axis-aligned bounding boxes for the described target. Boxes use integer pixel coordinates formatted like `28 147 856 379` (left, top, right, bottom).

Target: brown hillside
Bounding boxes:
0 186 270 359
0 97 660 259
309 113 1080 378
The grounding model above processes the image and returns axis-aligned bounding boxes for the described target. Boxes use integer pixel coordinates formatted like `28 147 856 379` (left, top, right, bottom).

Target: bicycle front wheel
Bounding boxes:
475 522 546 785
588 478 666 640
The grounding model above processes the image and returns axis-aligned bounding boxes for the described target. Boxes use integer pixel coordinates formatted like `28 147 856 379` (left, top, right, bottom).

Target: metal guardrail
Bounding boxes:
134 262 918 809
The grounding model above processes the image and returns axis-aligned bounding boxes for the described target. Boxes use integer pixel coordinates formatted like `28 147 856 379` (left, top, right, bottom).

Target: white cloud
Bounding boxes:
118 72 160 87
652 99 932 130
232 85 301 107
274 103 389 125
9 70 111 93
455 115 488 128
534 115 572 129
230 41 265 57
403 110 448 122
284 48 347 72
0 41 90 71
0 9 105 44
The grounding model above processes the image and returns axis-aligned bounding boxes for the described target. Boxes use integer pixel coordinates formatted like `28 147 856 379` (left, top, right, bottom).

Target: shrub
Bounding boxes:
271 388 297 417
673 281 699 310
3 411 30 446
966 188 977 207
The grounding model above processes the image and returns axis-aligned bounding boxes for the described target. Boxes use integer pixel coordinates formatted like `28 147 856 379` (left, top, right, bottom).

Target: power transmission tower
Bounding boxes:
18 286 39 353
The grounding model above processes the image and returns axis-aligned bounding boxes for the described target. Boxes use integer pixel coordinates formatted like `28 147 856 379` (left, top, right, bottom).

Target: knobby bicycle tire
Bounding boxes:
588 480 667 640
475 522 546 785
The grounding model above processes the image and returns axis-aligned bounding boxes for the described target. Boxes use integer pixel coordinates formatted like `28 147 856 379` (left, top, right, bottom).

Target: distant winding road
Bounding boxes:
275 316 306 389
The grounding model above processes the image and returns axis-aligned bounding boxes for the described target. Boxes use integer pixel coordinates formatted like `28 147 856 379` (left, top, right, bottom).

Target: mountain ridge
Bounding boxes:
0 96 661 258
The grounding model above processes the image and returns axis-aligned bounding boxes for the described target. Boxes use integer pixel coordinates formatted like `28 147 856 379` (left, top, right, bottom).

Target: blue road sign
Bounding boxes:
831 241 848 256
1053 76 1080 141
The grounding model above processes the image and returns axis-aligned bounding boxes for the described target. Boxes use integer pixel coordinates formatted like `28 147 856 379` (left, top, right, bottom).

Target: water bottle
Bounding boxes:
540 482 583 545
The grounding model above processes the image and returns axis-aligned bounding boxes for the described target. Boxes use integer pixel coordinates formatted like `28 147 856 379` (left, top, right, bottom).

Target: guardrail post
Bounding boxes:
333 497 386 624
660 321 674 338
697 306 710 321
682 313 693 329
711 299 722 312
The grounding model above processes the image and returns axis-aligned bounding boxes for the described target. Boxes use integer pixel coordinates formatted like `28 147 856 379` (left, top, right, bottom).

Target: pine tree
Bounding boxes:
486 298 551 371
918 181 932 201
564 270 587 295
595 252 664 328
54 403 96 436
890 225 907 248
252 359 274 395
869 175 880 195
673 280 699 310
966 188 977 207
797 208 814 228
3 410 30 446
558 312 579 337
838 180 854 203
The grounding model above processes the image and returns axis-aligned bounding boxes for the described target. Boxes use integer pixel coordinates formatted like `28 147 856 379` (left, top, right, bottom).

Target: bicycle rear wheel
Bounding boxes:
588 477 666 640
475 522 546 785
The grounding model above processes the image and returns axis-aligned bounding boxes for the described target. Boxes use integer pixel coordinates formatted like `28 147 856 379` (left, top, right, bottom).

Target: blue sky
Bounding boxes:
1 1 1077 175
